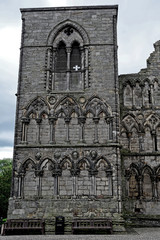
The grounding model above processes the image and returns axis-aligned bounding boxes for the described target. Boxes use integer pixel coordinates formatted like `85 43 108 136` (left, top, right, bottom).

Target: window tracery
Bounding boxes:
46 21 90 92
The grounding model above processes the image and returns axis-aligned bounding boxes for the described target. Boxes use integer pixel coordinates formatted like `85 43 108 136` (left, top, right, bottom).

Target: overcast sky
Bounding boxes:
0 0 160 159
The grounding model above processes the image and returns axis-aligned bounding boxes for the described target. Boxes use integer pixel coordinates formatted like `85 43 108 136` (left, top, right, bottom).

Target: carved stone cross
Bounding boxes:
64 27 73 36
73 65 80 71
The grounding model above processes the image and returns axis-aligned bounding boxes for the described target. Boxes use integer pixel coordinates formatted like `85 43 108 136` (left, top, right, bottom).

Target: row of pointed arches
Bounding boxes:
14 156 113 199
121 113 160 152
21 95 113 145
125 163 160 200
122 78 160 109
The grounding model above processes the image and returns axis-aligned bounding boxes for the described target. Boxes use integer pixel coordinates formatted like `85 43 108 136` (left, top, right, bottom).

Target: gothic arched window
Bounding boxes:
46 22 90 92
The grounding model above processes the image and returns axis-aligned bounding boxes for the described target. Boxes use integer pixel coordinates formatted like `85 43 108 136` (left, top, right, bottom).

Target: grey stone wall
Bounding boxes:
119 40 160 217
8 5 124 233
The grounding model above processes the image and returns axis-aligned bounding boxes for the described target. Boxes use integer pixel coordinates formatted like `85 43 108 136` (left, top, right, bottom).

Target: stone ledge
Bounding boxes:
20 5 118 13
15 143 121 148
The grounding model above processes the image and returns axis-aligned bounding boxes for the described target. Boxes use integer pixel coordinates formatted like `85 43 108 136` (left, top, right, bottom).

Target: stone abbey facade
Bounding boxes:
7 5 160 233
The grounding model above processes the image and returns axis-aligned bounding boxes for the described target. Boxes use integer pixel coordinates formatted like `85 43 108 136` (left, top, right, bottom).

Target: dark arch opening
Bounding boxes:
55 41 67 71
71 41 81 71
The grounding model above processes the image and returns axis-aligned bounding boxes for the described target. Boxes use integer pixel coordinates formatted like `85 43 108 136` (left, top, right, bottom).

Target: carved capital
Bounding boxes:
21 117 30 124
64 116 71 123
36 118 42 124
78 116 86 124
105 116 113 124
71 168 80 177
93 117 100 124
49 116 57 124
88 169 98 176
35 170 43 177
52 168 62 177
106 169 112 177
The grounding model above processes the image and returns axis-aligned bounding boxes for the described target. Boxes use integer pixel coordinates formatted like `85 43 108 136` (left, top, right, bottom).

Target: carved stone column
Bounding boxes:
49 116 57 144
17 174 21 198
106 169 113 196
139 133 145 152
51 48 56 91
36 118 42 144
46 47 53 92
52 166 62 196
64 116 71 143
137 176 143 199
151 129 158 151
127 132 132 150
80 47 85 89
17 172 25 199
105 117 113 140
84 47 89 88
150 84 154 105
141 85 145 108
71 167 80 197
151 175 158 199
93 117 100 143
132 86 136 109
35 170 43 198
21 117 30 144
66 47 71 90
78 116 86 143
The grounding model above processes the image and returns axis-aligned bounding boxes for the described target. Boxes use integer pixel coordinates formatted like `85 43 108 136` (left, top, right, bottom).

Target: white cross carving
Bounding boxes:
73 65 80 71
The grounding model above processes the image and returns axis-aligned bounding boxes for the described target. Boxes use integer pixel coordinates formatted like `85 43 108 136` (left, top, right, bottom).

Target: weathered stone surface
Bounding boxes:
8 4 160 234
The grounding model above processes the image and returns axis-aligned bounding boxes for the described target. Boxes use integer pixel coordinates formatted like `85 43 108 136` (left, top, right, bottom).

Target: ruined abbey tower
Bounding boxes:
7 5 160 234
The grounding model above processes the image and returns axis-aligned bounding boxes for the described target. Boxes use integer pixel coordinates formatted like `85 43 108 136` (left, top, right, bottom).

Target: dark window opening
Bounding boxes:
55 42 67 72
148 90 152 104
71 42 81 71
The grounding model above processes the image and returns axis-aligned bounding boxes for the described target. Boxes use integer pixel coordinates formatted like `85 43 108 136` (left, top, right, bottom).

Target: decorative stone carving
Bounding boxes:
35 152 42 161
72 151 79 160
48 96 57 105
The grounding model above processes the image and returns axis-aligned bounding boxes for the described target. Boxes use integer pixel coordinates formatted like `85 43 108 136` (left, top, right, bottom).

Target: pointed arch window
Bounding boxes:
46 23 89 92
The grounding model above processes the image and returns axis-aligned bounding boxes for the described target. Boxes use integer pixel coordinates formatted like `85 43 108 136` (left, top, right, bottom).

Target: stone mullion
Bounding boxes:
93 117 100 143
84 47 89 88
64 117 71 143
66 47 71 90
